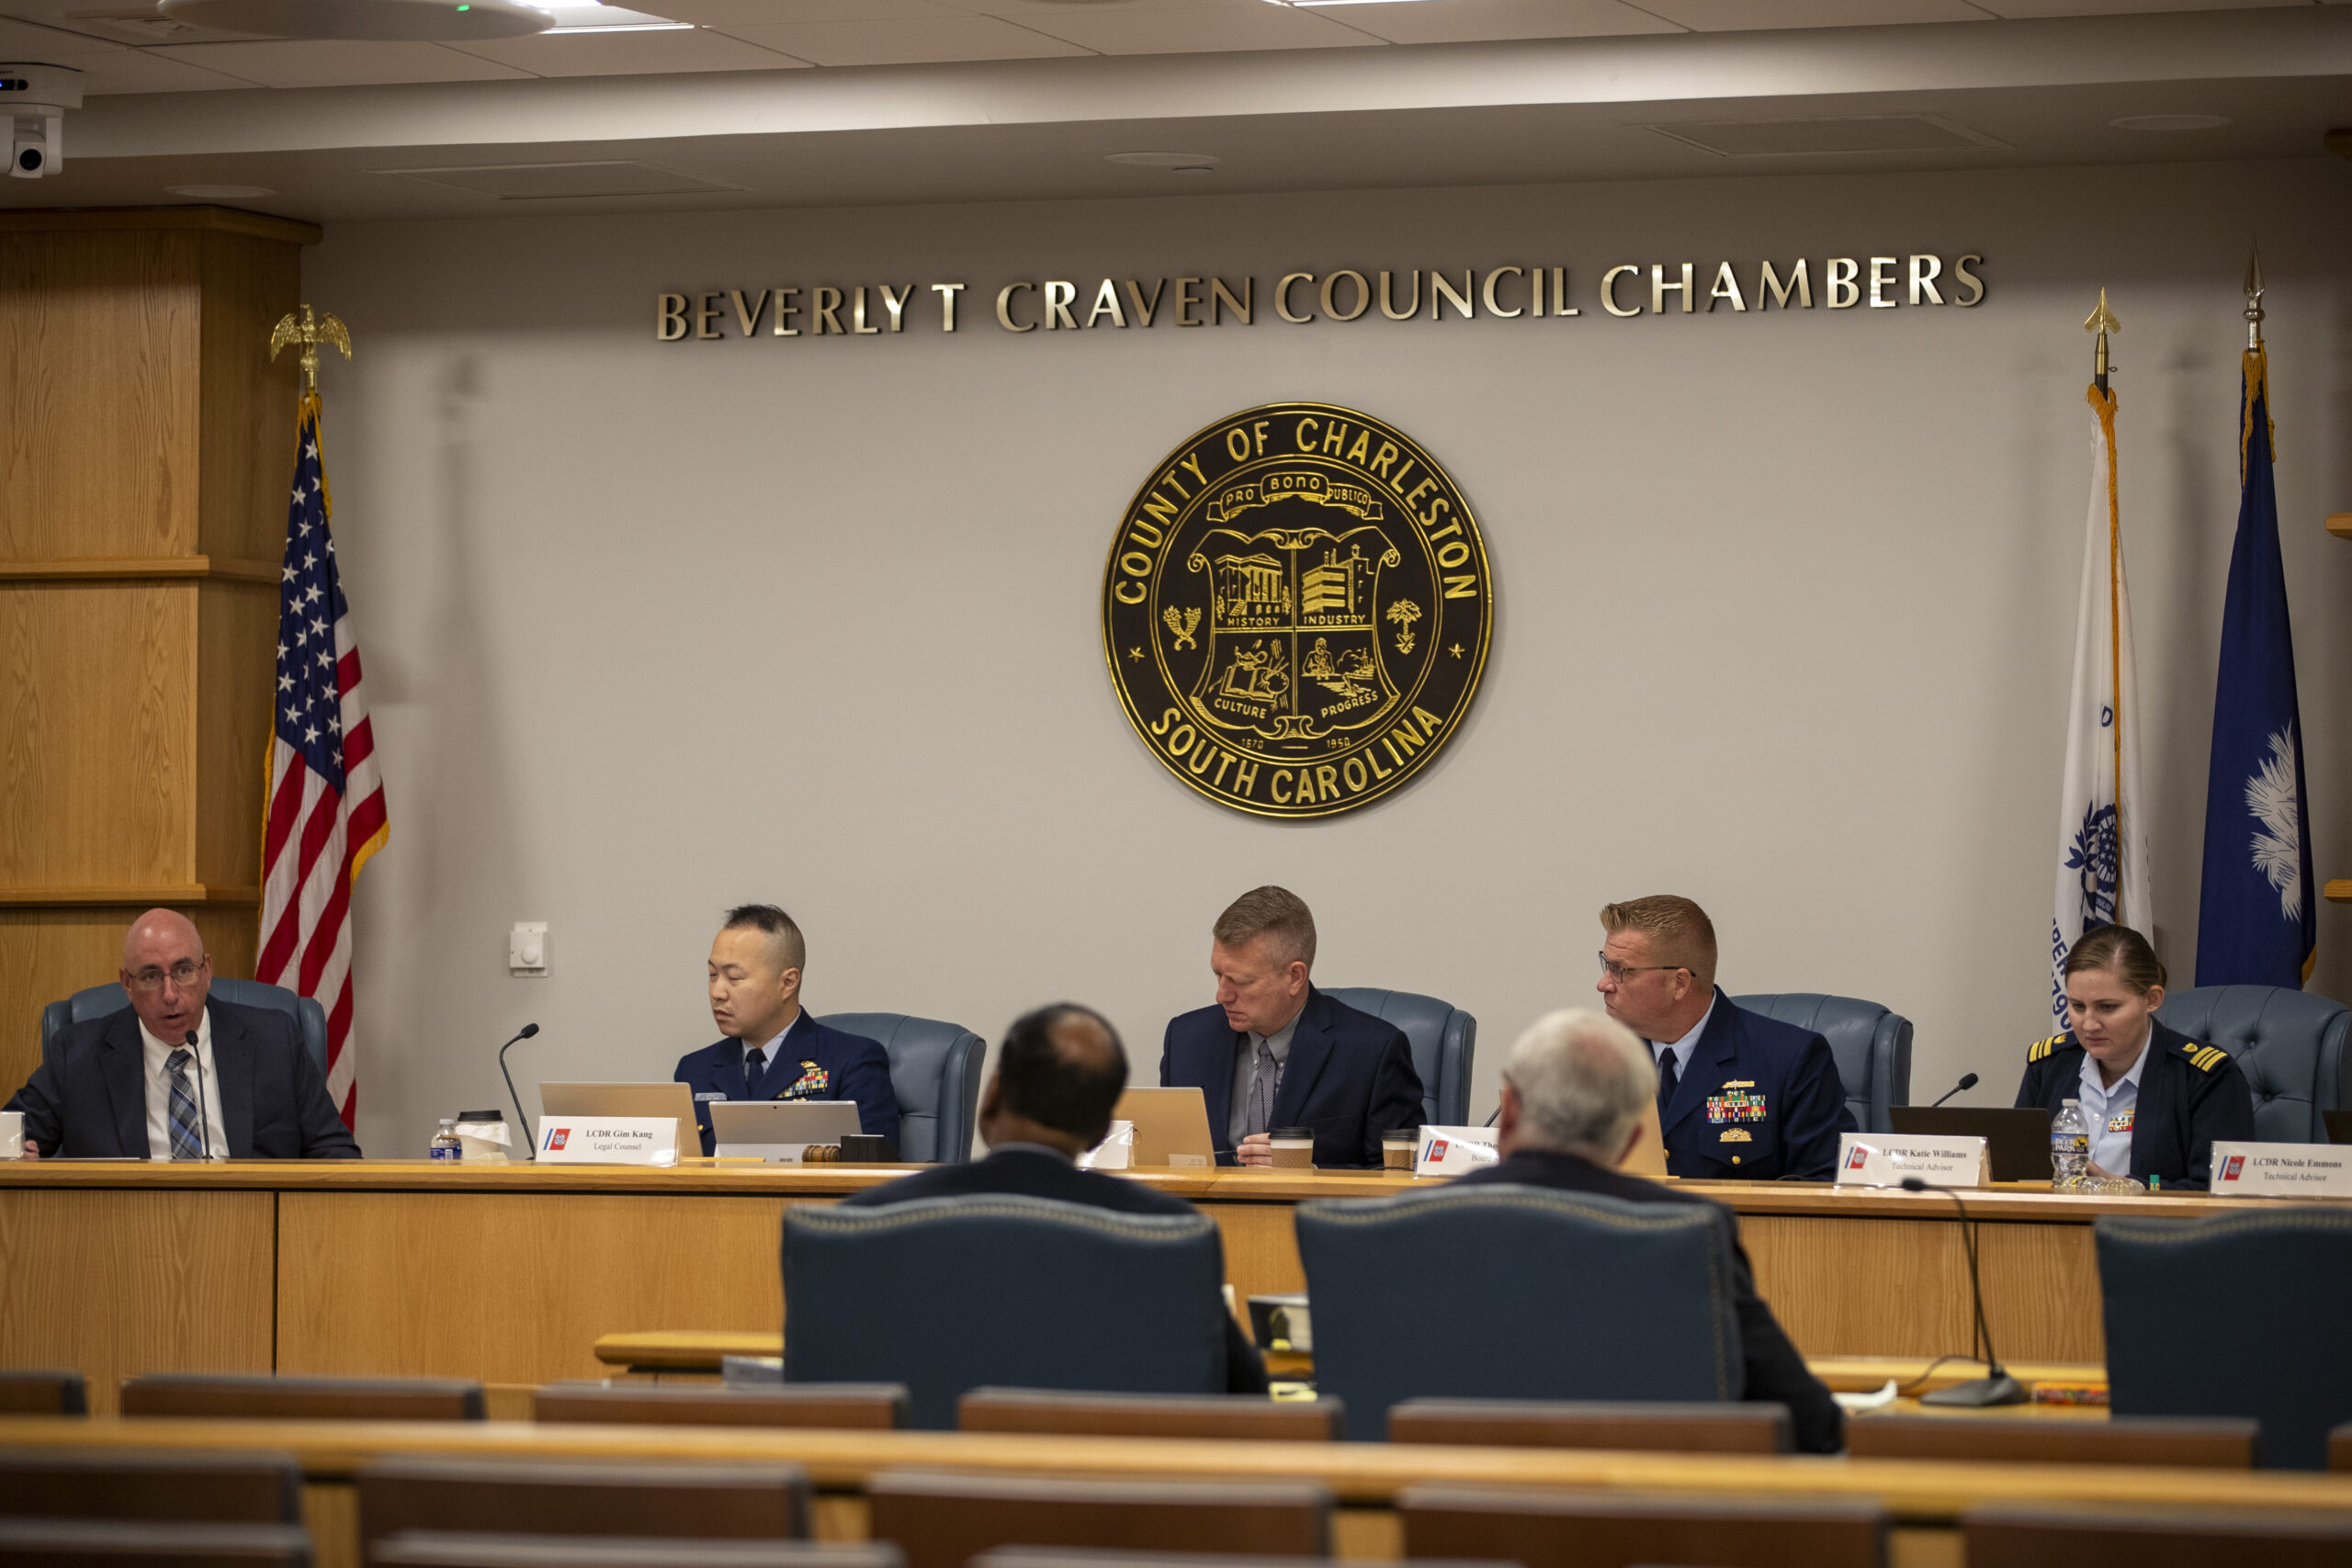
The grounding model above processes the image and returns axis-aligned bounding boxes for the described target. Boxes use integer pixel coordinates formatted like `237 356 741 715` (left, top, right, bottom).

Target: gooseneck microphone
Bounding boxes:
185 1030 216 1160
1928 1073 1981 1109
1901 1176 2026 1406
497 1023 541 1158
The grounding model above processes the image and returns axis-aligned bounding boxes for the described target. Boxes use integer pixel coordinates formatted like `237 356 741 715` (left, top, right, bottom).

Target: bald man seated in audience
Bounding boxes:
6 908 359 1160
843 1002 1268 1393
1453 1007 1842 1453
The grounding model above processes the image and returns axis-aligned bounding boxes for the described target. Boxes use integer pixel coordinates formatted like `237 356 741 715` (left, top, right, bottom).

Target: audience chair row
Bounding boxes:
25 1368 2324 1471
5 1446 2351 1568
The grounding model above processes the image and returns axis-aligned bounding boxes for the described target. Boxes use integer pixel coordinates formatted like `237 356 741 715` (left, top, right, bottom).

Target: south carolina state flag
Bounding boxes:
2195 346 2314 987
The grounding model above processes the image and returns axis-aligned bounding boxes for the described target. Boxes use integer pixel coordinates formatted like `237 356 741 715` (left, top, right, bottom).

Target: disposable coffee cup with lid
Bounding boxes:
1268 1126 1317 1168
1381 1126 1419 1174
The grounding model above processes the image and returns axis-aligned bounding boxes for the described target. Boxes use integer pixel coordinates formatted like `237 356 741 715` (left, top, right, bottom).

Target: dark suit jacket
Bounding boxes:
841 1145 1269 1393
674 1013 899 1157
1659 989 1856 1181
2013 1019 2255 1190
1453 1147 1842 1454
1159 987 1425 1168
6 998 360 1160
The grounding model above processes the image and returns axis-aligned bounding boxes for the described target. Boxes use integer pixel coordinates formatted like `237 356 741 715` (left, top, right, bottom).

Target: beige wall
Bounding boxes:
306 155 2352 1159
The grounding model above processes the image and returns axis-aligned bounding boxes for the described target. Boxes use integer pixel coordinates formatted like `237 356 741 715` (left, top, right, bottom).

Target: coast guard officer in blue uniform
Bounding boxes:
673 904 899 1157
1596 895 1853 1181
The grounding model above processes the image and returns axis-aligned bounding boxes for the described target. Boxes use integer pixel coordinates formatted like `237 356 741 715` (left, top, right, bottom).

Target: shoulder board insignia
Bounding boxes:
2177 1041 2229 1074
2027 1034 2064 1063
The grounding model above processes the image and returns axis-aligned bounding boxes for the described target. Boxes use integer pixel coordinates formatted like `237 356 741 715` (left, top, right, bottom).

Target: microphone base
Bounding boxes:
1919 1372 2029 1408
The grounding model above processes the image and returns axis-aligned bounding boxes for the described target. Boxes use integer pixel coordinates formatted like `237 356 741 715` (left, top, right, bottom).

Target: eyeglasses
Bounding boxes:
1597 952 1688 985
125 959 208 992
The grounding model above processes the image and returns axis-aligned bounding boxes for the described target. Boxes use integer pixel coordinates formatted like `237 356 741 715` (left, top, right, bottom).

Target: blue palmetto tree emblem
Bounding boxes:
2066 803 2120 929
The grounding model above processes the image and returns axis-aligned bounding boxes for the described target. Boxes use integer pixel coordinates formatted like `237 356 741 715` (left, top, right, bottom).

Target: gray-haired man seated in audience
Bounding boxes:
1452 1007 1843 1453
842 1001 1268 1393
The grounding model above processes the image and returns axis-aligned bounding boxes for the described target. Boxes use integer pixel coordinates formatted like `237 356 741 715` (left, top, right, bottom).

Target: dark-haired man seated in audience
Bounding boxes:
1453 1006 1844 1454
843 1002 1268 1393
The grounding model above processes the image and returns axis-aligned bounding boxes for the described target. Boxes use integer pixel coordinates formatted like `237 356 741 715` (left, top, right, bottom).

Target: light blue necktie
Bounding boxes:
166 1048 204 1160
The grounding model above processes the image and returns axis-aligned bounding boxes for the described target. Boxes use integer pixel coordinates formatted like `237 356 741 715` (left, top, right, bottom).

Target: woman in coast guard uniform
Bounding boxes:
2014 925 2255 1190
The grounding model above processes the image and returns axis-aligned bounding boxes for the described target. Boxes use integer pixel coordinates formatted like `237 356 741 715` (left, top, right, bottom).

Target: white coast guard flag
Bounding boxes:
2050 383 2150 1023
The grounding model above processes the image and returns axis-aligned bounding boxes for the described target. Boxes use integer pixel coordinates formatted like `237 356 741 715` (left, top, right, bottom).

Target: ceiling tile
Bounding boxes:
706 15 1091 64
147 39 534 86
0 12 123 52
1012 5 1383 53
1975 0 2290 14
956 0 1299 15
74 46 266 90
446 27 811 75
1632 0 1990 28
646 0 965 20
1330 0 1681 47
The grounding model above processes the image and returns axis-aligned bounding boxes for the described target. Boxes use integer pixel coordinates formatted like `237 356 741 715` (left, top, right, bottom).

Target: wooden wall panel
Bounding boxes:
0 228 200 561
0 904 259 1102
0 581 196 886
1977 1221 2105 1364
198 229 303 564
277 1192 800 1388
0 1188 274 1416
196 578 279 890
1742 1214 1974 1359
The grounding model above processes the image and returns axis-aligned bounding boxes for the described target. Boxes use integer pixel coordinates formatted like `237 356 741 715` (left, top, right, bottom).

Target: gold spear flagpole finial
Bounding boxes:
2242 241 2265 352
2083 287 2120 391
267 303 353 398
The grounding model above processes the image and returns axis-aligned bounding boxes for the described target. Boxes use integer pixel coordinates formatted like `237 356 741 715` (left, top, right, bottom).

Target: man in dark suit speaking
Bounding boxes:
7 908 359 1160
1159 886 1422 1168
674 904 899 1157
1454 1007 1842 1453
842 1002 1266 1393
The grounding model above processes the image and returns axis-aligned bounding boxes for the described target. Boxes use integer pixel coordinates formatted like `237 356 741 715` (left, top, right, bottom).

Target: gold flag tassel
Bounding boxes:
2084 288 2124 918
269 303 351 514
2240 244 2275 482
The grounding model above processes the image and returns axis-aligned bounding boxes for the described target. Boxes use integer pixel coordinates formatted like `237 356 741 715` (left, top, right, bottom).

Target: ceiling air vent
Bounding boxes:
377 161 742 200
1645 114 2007 158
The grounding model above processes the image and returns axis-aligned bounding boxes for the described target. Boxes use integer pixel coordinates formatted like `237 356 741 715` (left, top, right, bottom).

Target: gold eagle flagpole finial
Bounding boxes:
2083 288 2120 393
268 303 352 397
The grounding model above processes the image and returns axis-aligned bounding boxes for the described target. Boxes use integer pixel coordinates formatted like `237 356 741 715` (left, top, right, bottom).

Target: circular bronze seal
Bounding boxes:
1102 402 1493 818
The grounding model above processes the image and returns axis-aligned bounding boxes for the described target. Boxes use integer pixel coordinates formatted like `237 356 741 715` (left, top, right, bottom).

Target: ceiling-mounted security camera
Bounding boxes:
1 63 84 181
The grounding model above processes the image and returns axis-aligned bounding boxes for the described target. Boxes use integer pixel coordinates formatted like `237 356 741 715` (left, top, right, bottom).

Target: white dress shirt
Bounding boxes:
1650 995 1720 1082
2076 1030 2152 1175
140 1008 227 1160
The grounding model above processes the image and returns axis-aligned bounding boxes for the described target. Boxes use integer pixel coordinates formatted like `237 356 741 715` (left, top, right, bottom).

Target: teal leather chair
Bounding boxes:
40 978 328 1077
817 1012 984 1165
783 1196 1228 1429
1325 987 1475 1127
2157 986 2349 1143
1733 993 1912 1134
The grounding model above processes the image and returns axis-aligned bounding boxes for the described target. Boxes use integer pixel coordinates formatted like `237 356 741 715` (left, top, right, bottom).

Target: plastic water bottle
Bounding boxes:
2051 1099 2089 1186
428 1119 462 1162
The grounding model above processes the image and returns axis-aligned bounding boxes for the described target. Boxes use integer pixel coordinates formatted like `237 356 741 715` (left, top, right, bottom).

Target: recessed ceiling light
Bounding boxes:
166 184 277 198
538 3 693 33
2109 114 2232 131
1105 152 1220 170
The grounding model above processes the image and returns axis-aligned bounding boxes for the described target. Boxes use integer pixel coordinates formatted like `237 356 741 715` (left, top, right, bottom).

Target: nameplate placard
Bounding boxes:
1835 1133 1987 1189
2212 1141 2352 1198
1416 1125 1498 1176
538 1117 678 1167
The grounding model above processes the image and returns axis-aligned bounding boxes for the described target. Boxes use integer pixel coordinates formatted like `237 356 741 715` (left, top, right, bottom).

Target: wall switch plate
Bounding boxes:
509 922 549 976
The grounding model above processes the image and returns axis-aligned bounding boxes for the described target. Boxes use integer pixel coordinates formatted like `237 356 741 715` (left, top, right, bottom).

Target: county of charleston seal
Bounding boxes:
1102 402 1493 818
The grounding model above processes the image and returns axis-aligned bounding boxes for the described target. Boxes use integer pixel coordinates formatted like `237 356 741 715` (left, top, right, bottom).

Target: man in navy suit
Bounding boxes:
1453 1007 1842 1452
1597 896 1853 1181
673 904 898 1158
842 1002 1266 1393
1159 886 1423 1169
7 908 359 1160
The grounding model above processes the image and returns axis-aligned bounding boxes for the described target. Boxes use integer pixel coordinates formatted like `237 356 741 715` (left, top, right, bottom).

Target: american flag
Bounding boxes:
257 394 388 1129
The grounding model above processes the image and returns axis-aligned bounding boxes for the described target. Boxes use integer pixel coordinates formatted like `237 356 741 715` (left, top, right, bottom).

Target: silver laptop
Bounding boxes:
709 1099 865 1160
537 1081 700 1133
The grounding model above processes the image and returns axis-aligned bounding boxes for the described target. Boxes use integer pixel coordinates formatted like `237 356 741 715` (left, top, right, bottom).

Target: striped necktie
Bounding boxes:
166 1048 205 1160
